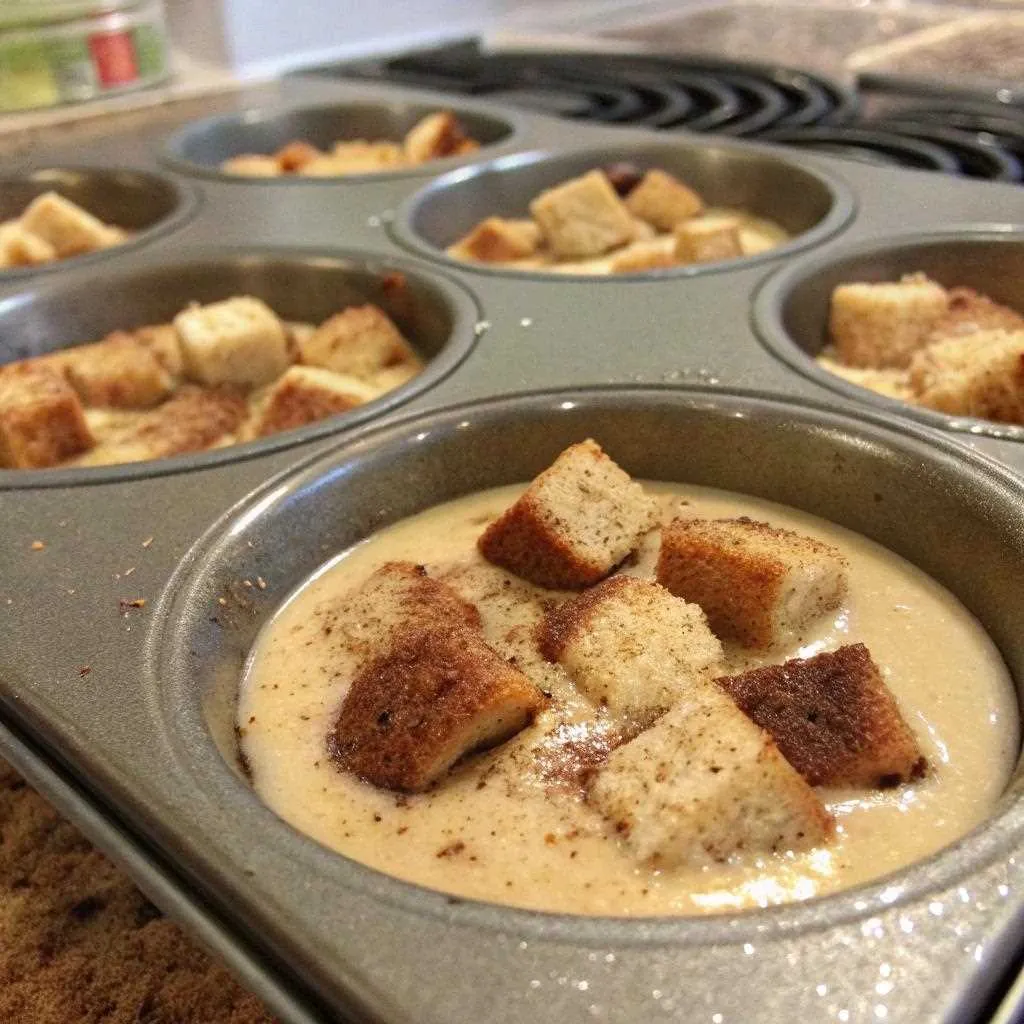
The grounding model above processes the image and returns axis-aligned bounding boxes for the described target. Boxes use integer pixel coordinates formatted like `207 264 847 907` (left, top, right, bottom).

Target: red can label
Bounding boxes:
88 31 138 87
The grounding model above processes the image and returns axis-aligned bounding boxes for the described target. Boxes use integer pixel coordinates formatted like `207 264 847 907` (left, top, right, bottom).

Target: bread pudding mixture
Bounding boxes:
238 483 1017 916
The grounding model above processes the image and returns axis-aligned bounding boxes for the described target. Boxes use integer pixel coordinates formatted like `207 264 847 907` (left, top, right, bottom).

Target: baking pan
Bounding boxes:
4 73 1024 1024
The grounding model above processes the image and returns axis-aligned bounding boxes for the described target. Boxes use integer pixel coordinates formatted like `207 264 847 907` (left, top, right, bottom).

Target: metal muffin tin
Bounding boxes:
3 72 1024 1024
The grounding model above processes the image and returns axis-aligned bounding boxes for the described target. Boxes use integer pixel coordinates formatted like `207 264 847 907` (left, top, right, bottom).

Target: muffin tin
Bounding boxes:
3 72 1024 1024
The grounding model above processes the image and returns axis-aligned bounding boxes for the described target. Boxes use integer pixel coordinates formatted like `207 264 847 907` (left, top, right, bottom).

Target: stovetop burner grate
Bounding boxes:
302 39 1024 182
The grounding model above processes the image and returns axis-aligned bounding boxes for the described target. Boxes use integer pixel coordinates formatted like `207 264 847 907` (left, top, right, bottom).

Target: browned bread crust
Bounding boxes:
539 574 634 662
929 287 1024 341
718 643 926 788
0 367 93 469
63 332 173 410
128 385 248 458
330 623 544 791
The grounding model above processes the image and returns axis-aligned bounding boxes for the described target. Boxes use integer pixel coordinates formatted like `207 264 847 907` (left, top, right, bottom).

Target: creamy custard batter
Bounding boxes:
238 484 1018 916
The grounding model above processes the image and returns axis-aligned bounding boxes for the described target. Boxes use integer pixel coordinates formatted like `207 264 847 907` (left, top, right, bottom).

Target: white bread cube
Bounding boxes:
249 365 380 437
478 439 660 590
175 296 290 388
657 517 847 649
63 332 173 409
330 622 544 792
540 576 723 723
299 304 416 380
589 684 831 867
624 169 704 231
403 112 477 164
448 217 543 263
221 154 282 177
0 366 94 469
0 222 57 267
529 171 636 259
830 274 950 369
674 215 743 264
909 329 1024 423
19 191 121 257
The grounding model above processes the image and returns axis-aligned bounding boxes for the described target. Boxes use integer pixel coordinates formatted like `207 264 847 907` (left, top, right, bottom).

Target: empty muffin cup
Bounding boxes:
0 248 480 483
163 101 518 183
394 140 854 279
0 166 195 278
753 227 1024 440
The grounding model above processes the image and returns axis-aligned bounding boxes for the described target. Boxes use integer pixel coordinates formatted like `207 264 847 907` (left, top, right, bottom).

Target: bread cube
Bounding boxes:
368 360 422 393
657 517 847 649
274 140 322 172
63 332 173 409
19 191 121 257
312 141 404 175
249 366 380 437
0 367 93 469
719 643 926 788
609 239 677 274
928 287 1024 342
299 304 416 380
624 169 704 231
589 684 831 867
909 329 1024 423
830 274 950 369
448 217 543 263
816 355 913 402
529 171 636 259
175 296 289 388
221 154 282 177
133 324 184 380
403 112 476 164
674 215 743 264
478 439 660 590
540 576 723 723
0 222 57 267
330 622 544 791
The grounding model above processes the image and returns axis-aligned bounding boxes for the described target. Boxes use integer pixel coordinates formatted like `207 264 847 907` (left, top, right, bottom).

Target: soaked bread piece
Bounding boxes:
19 191 121 257
299 305 418 380
248 365 380 437
540 576 722 723
674 215 743 264
624 169 704 231
830 274 949 369
719 643 926 788
609 238 677 274
330 622 544 791
0 366 93 468
928 287 1024 342
403 111 478 164
448 217 543 263
479 439 660 590
0 221 56 267
530 171 636 259
133 323 185 380
909 329 1024 423
589 683 832 867
816 355 913 401
63 332 173 409
657 516 847 649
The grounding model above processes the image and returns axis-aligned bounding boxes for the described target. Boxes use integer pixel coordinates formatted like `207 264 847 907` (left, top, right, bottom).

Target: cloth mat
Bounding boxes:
0 758 277 1023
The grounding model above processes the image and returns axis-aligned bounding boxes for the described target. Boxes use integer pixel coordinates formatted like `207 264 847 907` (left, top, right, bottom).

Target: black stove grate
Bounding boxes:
301 39 1024 182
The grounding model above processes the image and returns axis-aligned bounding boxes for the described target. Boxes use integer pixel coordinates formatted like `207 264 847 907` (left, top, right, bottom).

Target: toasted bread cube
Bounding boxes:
816 354 913 402
404 112 474 164
674 215 743 264
928 287 1024 342
479 439 660 590
132 324 184 380
540 576 723 723
448 217 543 263
175 296 289 388
830 274 950 370
315 141 404 175
221 154 281 177
250 366 379 437
530 171 636 259
63 332 173 409
719 643 926 788
624 169 704 231
0 367 93 468
909 329 1024 423
19 192 121 257
590 684 831 867
657 517 847 649
0 222 57 267
275 140 322 172
609 238 677 274
331 623 544 792
299 304 416 380
368 360 422 393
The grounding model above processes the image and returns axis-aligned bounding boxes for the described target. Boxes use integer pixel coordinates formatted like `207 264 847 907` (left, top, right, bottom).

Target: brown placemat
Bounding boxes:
0 758 278 1024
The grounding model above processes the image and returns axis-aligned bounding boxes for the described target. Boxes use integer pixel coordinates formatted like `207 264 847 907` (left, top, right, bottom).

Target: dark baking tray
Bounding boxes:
3 73 1024 1024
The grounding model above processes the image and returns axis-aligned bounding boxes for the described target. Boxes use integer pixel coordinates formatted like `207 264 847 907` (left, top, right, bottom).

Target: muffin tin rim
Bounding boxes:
151 383 1024 945
752 222 1024 443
